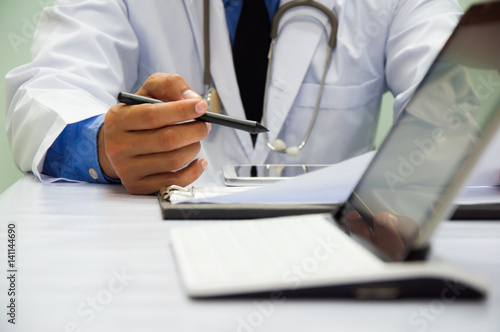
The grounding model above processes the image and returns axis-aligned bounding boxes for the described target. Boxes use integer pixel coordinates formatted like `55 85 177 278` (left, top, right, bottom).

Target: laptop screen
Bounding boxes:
336 3 500 262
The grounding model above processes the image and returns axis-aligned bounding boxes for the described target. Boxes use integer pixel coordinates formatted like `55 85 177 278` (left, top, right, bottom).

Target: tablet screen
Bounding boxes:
336 4 500 261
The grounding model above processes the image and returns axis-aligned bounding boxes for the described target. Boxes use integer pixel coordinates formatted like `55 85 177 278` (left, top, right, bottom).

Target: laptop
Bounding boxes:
169 3 500 299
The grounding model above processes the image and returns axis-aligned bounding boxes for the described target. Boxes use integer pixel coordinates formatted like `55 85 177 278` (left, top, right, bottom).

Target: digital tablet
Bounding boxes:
222 164 330 186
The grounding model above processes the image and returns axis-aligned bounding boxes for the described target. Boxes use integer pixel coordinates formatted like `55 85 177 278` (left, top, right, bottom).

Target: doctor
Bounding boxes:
5 0 463 194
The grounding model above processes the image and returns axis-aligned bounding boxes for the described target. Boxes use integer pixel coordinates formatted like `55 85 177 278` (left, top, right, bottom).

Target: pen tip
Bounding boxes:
255 123 269 133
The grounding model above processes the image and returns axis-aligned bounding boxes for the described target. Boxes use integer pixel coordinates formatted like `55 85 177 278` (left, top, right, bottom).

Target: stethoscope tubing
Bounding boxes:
264 1 338 154
203 0 338 155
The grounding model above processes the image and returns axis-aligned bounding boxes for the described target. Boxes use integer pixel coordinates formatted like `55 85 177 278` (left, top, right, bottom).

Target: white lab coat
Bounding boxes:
5 0 463 181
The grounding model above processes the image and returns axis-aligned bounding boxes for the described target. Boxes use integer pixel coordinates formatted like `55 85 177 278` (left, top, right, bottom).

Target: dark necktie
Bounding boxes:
232 0 271 143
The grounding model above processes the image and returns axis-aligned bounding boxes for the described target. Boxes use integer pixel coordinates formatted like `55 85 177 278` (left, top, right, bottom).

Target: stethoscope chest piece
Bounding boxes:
272 139 300 157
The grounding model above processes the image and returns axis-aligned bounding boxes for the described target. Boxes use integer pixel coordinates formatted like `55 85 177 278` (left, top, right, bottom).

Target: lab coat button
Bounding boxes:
89 168 99 180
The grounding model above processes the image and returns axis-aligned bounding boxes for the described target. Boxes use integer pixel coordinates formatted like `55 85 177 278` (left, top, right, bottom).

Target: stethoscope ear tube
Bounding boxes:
203 0 211 90
203 0 223 114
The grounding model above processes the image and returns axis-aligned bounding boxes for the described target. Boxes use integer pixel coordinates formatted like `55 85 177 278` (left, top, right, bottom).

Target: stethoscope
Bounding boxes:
203 0 338 156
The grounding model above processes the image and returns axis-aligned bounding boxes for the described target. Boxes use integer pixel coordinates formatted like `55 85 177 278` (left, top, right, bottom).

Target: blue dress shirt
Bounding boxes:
224 0 280 44
43 0 281 183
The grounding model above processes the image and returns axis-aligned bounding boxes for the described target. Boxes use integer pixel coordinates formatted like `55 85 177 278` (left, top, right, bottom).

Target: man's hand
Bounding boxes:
344 210 420 261
98 73 211 194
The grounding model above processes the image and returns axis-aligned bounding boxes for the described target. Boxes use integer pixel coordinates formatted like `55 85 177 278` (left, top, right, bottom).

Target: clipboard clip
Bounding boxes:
161 185 195 202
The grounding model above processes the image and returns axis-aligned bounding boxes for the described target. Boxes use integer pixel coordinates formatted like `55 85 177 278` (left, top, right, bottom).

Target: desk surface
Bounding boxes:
0 175 499 332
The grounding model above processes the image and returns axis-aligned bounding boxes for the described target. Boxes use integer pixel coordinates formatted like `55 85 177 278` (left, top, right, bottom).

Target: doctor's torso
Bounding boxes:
121 0 461 169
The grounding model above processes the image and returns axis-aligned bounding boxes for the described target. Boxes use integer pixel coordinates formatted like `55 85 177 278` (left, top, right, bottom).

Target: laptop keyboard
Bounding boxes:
171 214 382 285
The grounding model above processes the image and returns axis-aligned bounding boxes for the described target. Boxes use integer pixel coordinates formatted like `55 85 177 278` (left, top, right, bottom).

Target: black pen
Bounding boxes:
117 92 269 134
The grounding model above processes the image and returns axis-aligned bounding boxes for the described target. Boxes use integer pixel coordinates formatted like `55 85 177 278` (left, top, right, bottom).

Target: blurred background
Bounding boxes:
0 0 488 194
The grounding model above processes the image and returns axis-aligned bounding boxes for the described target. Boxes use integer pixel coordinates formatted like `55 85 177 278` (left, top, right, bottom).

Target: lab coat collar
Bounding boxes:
184 0 254 161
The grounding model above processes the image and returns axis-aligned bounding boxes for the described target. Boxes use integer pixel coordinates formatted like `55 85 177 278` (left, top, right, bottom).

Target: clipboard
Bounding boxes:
451 204 500 221
158 185 337 220
158 186 500 221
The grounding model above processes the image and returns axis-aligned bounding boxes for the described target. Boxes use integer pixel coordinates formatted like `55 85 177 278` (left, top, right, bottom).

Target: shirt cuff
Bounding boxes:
43 114 121 184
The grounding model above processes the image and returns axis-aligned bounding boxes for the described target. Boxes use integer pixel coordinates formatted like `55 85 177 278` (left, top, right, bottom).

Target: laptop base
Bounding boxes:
183 260 487 300
195 276 484 300
170 216 488 300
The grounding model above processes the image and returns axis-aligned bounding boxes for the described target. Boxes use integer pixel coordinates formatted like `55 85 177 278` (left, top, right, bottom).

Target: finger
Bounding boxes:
343 211 373 242
124 158 208 195
115 143 202 181
118 99 207 131
121 121 210 156
372 212 407 260
136 73 202 102
392 215 420 249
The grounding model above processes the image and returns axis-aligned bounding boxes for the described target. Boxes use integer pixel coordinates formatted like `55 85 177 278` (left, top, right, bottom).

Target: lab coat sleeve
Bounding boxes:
5 0 139 181
385 0 463 118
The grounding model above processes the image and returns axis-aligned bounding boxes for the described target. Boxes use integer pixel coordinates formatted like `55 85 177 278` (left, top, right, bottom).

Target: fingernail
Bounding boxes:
378 212 393 227
182 90 201 100
206 123 212 133
195 101 207 114
201 158 208 170
388 213 399 226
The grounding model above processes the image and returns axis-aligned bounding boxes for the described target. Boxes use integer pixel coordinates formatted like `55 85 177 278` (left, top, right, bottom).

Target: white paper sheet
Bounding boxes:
456 185 500 205
184 152 376 204
178 144 500 206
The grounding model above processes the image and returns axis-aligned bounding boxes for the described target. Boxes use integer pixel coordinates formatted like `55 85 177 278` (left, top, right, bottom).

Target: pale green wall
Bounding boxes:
1 0 55 194
0 0 488 194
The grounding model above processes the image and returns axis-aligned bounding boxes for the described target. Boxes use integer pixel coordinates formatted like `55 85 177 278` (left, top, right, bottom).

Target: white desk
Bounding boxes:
0 175 499 332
